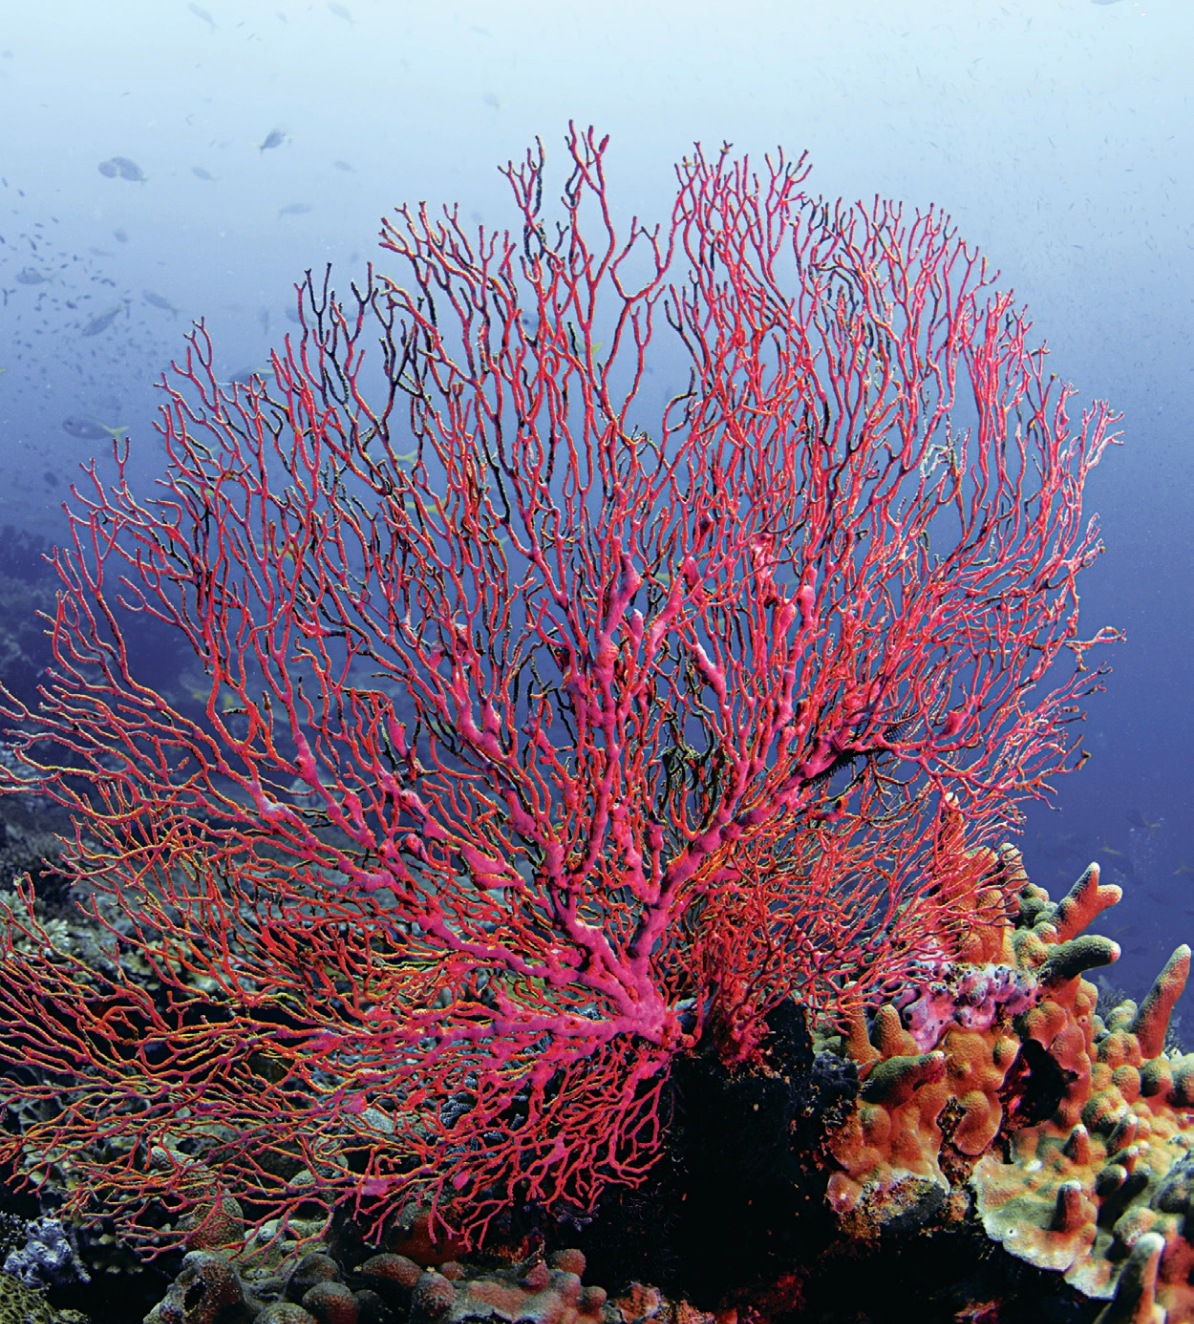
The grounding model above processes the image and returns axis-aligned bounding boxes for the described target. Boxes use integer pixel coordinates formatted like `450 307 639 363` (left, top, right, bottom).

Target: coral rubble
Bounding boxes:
144 1245 703 1324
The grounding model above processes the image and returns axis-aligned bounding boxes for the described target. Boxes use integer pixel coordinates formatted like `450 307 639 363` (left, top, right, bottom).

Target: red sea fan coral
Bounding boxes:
0 126 1117 1251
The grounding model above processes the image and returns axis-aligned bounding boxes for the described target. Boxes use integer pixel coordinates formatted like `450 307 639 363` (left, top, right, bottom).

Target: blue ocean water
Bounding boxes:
0 0 1189 1016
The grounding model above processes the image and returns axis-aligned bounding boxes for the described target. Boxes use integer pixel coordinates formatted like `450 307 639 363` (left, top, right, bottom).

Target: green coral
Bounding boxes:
0 1271 88 1324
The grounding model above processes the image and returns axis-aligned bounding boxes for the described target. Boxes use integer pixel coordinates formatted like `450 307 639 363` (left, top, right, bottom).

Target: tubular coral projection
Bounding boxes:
0 126 1118 1251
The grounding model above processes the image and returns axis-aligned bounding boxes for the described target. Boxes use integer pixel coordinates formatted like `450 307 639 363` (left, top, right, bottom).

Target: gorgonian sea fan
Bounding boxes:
0 126 1118 1250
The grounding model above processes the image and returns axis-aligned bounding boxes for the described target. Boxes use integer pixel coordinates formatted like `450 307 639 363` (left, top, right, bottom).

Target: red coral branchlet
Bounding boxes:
0 125 1117 1252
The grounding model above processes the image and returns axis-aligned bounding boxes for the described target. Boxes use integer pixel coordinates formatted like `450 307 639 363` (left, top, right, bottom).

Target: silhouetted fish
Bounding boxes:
143 290 179 316
80 305 124 337
192 166 216 181
111 157 147 182
62 416 114 440
277 202 311 217
227 367 267 386
16 267 46 284
188 2 216 29
99 156 147 182
259 129 286 153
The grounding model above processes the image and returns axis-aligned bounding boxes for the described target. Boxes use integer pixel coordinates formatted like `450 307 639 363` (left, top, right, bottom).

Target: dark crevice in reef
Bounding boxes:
562 1000 1102 1323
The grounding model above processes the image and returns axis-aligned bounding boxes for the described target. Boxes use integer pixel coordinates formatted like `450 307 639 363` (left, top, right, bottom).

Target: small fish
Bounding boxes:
226 366 268 386
328 2 354 20
191 166 217 181
111 156 147 182
143 289 179 316
259 129 286 153
61 416 127 441
332 159 354 172
97 159 119 178
113 228 128 243
80 305 124 337
15 266 46 285
277 202 311 218
188 2 216 29
257 306 271 333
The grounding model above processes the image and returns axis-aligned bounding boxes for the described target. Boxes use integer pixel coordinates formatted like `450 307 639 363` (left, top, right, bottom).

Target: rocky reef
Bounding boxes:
4 843 1194 1323
825 844 1193 1322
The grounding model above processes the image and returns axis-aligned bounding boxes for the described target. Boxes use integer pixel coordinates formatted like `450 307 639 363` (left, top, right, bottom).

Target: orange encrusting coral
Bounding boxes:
825 847 1194 1323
